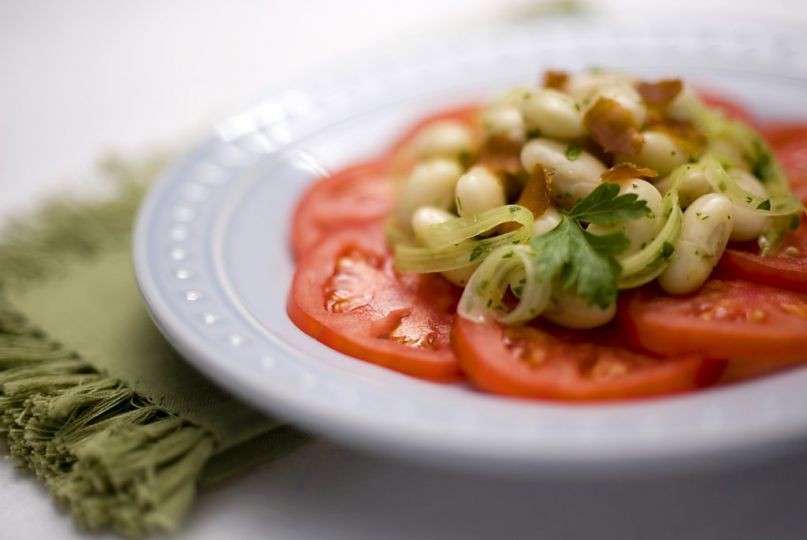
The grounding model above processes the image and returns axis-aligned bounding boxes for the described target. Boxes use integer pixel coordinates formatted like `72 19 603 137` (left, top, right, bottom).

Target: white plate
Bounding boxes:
134 18 807 476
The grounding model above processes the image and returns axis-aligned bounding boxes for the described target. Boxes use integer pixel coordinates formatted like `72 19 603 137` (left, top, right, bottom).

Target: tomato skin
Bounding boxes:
288 226 462 382
290 160 394 260
620 280 807 362
452 317 719 402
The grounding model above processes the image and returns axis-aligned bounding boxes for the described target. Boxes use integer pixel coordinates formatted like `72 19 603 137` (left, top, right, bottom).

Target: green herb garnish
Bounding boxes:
529 183 650 309
531 219 626 309
751 140 774 182
469 244 487 262
565 142 583 161
566 182 652 225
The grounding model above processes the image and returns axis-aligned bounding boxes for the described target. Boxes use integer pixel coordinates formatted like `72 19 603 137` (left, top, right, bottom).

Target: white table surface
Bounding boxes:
3 1 807 538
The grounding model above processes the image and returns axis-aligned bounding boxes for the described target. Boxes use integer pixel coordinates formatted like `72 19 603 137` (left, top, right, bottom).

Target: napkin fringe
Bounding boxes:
0 303 216 537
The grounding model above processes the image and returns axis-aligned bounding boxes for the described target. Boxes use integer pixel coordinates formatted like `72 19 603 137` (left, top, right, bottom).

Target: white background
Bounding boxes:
3 1 807 538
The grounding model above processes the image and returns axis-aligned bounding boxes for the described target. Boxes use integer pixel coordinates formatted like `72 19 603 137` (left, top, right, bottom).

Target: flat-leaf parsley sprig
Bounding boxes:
530 183 650 309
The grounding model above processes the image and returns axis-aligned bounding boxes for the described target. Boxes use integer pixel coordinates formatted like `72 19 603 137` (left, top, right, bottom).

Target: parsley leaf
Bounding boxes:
566 183 650 226
583 229 630 256
530 216 627 309
525 183 651 309
564 142 582 161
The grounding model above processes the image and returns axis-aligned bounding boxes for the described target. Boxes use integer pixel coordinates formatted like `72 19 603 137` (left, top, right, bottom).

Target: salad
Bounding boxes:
288 69 807 401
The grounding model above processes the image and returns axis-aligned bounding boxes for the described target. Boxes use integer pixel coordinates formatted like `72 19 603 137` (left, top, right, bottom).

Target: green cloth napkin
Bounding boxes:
0 156 308 536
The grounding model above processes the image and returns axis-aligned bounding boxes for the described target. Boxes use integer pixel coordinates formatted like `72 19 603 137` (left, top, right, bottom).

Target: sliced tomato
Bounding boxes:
719 220 807 293
719 358 804 385
762 122 807 147
620 280 807 362
288 226 461 381
290 159 394 260
762 123 807 203
452 318 722 401
698 90 758 127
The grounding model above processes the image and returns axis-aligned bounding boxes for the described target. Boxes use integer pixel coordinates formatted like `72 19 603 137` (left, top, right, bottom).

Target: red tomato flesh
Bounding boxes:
762 123 807 203
452 317 722 401
620 280 807 362
720 358 804 385
288 226 461 381
719 220 807 293
290 160 394 260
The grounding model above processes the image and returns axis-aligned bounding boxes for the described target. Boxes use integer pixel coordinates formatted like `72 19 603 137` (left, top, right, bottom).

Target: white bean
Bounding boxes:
666 84 702 122
655 164 712 208
532 207 562 237
412 121 474 160
455 165 506 217
520 138 606 207
396 158 463 228
410 206 476 286
585 83 647 127
626 130 688 176
659 193 734 294
728 169 769 241
567 72 636 102
481 103 526 143
542 289 617 329
495 86 534 108
588 179 663 254
521 88 585 139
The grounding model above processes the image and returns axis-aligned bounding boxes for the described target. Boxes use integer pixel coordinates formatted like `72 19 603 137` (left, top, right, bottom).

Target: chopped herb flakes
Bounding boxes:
469 244 487 262
752 142 774 182
564 142 582 161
